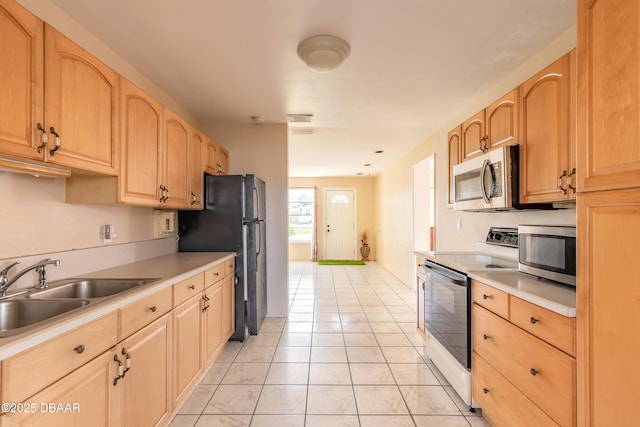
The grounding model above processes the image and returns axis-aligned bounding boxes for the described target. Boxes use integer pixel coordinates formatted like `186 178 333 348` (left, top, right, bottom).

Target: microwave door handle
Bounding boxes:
480 159 491 204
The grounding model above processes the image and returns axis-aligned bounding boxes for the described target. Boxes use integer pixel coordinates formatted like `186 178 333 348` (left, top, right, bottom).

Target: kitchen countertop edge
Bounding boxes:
0 251 235 360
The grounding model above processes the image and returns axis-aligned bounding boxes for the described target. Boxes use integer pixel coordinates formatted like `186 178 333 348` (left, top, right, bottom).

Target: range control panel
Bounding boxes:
486 227 518 248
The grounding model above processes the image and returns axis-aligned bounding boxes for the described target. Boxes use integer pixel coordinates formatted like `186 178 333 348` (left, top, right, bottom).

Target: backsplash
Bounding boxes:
0 238 176 291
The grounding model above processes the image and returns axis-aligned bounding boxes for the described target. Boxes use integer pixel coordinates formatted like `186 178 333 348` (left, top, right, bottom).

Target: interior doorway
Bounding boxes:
324 188 357 259
413 155 435 252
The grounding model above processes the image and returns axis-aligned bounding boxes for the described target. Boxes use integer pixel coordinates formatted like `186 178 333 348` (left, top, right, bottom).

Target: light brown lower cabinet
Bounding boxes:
0 259 235 427
1 349 116 427
115 313 172 427
172 294 203 408
472 279 577 427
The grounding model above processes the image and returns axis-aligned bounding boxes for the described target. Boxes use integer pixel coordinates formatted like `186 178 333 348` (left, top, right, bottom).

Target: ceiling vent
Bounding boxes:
286 114 313 123
288 128 315 136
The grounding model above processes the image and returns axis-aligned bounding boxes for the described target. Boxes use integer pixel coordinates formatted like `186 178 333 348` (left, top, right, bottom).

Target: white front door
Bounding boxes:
324 189 356 260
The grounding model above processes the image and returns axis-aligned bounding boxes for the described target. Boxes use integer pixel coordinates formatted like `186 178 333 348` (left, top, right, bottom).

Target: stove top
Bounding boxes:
420 251 518 274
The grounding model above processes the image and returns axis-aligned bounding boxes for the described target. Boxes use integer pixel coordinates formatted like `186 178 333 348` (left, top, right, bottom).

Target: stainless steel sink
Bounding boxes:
0 299 90 336
28 278 156 299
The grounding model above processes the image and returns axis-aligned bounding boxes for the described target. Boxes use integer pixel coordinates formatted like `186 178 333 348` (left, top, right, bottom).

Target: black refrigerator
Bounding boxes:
178 174 267 341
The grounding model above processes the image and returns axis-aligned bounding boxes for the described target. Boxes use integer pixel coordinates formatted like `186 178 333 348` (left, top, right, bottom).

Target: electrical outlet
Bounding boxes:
102 225 116 243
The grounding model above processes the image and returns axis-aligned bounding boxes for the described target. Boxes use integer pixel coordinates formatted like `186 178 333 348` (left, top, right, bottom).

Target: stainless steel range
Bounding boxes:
415 227 518 409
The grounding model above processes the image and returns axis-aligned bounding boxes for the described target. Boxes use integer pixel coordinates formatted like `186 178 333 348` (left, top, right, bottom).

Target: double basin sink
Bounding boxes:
0 278 158 338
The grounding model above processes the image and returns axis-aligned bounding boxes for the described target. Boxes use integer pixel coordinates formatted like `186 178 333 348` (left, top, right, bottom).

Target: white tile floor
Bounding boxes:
170 262 490 427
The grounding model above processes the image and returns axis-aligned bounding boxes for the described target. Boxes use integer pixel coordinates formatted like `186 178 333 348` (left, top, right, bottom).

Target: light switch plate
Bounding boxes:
102 224 116 243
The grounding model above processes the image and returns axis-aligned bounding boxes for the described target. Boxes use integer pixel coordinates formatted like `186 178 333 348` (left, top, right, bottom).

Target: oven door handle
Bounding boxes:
423 260 467 284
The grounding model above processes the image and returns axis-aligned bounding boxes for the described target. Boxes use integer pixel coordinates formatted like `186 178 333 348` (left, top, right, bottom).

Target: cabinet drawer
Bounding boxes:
119 286 172 340
510 295 576 356
1 312 118 404
204 264 225 287
225 259 235 276
173 273 204 306
472 280 509 318
472 304 575 427
473 352 559 427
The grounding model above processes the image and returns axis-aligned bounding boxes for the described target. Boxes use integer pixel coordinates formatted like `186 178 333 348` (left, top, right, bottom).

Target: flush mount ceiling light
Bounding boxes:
297 35 351 73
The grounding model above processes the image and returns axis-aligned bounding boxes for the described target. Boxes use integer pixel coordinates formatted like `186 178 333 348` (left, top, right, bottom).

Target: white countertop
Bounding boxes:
0 252 235 360
414 251 518 273
469 270 576 317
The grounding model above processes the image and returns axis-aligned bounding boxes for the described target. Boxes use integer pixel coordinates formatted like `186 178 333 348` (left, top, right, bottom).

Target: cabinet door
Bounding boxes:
520 52 573 203
0 0 43 161
203 137 219 175
577 189 640 427
218 145 229 175
1 349 117 427
43 25 118 175
163 109 190 208
204 283 223 366
173 295 203 406
461 110 485 160
222 274 235 339
189 129 204 209
118 314 171 427
577 0 640 192
447 126 462 205
486 88 518 150
120 79 162 206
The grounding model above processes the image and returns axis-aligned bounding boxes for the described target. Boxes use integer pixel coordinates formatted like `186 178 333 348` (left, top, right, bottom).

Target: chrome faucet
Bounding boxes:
0 259 61 296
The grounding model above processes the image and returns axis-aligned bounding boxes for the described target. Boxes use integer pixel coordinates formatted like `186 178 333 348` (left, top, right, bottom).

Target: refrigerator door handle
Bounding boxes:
253 185 261 220
256 221 261 256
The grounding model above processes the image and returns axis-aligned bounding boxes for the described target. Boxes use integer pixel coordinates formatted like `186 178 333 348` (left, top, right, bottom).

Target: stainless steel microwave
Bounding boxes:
518 225 576 286
453 145 519 211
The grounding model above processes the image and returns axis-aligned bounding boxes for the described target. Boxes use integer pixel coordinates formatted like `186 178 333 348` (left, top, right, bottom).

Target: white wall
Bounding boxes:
202 123 289 318
376 26 578 286
0 172 155 259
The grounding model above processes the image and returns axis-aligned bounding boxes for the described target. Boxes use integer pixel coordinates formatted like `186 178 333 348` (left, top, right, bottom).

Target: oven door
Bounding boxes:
423 260 470 369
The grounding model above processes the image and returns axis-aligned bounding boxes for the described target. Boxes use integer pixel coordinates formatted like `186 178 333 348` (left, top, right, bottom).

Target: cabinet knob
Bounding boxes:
530 317 538 324
483 387 489 394
483 334 490 340
149 305 157 313
74 345 85 354
482 294 490 300
530 368 539 376
188 284 196 290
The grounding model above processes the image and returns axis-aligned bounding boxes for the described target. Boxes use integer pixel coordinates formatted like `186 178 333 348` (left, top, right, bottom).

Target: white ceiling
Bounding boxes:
50 0 575 177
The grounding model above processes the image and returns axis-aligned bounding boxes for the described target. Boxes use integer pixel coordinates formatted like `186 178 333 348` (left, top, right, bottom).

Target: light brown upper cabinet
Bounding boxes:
577 0 640 192
519 50 575 204
486 88 519 151
203 137 220 175
461 89 519 162
0 1 118 175
119 79 163 206
163 109 190 208
0 0 43 160
461 111 486 160
218 145 229 175
43 25 119 175
189 129 204 209
447 126 462 205
204 137 229 176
